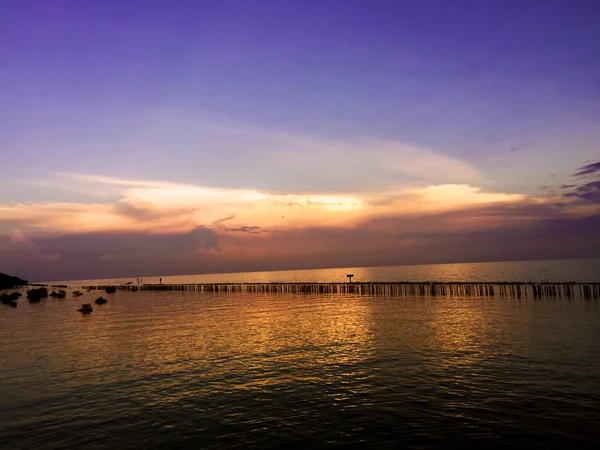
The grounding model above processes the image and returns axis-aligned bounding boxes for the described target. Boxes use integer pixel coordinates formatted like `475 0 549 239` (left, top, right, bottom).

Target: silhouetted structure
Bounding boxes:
81 281 600 299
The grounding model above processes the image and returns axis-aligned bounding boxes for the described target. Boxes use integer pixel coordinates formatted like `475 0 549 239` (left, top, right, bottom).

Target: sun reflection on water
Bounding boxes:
2 289 600 447
68 293 379 401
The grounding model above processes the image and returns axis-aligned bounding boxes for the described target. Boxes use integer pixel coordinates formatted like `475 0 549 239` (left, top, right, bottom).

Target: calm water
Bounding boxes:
1 287 600 448
49 258 600 286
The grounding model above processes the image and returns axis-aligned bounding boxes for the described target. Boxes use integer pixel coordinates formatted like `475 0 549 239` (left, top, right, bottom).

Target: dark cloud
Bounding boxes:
573 161 600 177
362 201 567 232
113 200 198 222
212 215 235 225
563 181 600 204
113 201 159 221
37 227 221 256
3 199 600 282
233 210 600 272
226 226 262 233
560 160 600 202
0 227 221 281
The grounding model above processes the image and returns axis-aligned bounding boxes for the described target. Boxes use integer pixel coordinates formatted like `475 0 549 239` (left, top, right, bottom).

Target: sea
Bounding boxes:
1 258 599 449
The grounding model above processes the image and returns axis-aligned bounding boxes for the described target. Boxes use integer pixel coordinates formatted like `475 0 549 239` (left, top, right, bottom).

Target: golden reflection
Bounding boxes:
225 295 376 391
425 296 505 370
79 292 377 400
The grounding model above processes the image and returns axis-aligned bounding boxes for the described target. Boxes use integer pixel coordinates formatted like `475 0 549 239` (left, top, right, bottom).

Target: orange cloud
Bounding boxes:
0 175 543 239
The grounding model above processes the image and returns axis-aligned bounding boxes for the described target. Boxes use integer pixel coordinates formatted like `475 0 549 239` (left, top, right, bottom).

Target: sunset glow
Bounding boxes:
0 1 598 281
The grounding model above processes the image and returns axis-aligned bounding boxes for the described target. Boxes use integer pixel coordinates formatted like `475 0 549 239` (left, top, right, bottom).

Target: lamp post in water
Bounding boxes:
347 274 354 283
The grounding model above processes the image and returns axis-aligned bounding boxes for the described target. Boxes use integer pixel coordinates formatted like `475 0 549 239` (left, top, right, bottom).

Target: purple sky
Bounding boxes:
1 0 599 281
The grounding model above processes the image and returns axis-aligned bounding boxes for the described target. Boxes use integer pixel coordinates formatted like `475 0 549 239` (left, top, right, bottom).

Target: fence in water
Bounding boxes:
80 282 600 299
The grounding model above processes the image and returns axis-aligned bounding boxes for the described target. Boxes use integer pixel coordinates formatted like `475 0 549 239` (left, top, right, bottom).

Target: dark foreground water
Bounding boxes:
1 290 599 449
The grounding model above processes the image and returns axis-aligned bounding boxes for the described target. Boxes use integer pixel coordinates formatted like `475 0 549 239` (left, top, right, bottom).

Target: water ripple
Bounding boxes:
1 291 599 448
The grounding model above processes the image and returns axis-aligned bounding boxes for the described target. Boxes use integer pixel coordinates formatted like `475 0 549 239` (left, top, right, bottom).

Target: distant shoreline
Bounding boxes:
29 257 600 285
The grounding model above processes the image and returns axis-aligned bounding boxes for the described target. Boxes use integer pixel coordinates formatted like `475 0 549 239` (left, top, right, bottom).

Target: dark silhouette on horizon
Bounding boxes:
0 273 27 290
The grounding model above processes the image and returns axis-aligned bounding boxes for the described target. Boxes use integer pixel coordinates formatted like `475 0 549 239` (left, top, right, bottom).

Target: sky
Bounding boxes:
1 0 599 281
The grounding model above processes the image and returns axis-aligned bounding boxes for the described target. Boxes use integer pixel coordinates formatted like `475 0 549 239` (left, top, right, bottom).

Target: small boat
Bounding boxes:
95 297 107 305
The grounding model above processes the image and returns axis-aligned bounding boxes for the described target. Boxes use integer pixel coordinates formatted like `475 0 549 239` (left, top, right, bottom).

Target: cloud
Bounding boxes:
3 229 63 264
563 181 600 204
555 160 600 204
1 161 597 281
409 184 523 209
9 229 35 247
573 161 600 178
175 119 485 190
225 226 263 234
256 134 483 190
42 116 483 193
0 226 221 279
3 202 599 282
212 215 236 226
0 173 528 239
113 200 163 222
10 117 485 198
